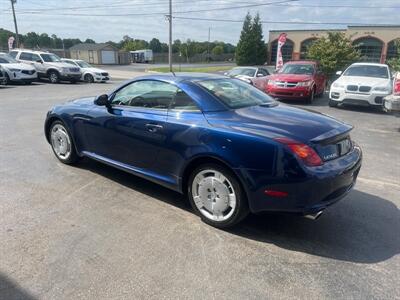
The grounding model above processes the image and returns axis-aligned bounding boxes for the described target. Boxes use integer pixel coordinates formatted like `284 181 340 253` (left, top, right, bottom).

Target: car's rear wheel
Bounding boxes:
49 121 79 164
5 73 11 85
188 164 249 228
84 74 94 83
48 71 59 84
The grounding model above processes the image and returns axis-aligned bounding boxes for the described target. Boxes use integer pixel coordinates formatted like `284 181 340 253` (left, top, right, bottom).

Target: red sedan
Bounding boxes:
264 61 327 103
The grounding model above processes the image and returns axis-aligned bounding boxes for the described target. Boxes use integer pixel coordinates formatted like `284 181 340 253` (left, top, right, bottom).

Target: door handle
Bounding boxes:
145 123 163 132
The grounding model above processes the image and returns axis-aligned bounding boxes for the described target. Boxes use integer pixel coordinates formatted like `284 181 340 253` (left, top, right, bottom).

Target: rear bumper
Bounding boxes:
266 86 312 99
240 144 362 214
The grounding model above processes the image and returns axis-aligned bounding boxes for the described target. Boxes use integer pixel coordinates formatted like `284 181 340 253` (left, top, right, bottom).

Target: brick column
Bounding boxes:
381 42 388 63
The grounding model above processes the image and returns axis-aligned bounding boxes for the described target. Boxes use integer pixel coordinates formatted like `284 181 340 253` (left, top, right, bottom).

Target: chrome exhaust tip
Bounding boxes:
304 210 323 220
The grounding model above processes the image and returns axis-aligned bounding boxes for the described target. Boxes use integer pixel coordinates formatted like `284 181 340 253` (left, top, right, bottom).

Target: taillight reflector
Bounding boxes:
275 137 323 167
264 190 289 197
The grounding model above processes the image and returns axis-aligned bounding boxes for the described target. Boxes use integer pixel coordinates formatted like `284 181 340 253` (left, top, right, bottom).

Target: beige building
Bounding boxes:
268 25 400 65
69 43 119 64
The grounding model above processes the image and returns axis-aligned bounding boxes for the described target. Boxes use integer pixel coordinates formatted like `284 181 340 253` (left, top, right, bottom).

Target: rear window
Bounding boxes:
197 78 274 109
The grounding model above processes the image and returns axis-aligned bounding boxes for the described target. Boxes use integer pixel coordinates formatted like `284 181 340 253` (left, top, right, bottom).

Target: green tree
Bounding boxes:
84 38 96 44
149 38 162 53
387 39 400 72
307 32 360 78
235 13 253 65
252 13 267 65
235 13 265 65
212 45 224 55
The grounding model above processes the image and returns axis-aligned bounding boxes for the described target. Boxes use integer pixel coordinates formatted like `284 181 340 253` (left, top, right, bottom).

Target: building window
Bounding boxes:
300 38 317 59
353 37 383 62
386 40 399 61
270 39 294 64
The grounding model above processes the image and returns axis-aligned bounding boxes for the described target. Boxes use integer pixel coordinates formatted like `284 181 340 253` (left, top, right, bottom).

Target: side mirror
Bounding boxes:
94 94 110 107
336 71 342 76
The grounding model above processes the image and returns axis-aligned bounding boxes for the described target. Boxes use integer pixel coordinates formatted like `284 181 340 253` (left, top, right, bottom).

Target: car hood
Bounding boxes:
69 96 96 106
205 103 352 143
269 73 313 82
335 76 390 87
82 67 106 73
0 63 35 70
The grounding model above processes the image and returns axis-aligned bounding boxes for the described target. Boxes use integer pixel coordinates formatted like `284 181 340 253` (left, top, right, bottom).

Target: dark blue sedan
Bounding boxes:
45 73 362 228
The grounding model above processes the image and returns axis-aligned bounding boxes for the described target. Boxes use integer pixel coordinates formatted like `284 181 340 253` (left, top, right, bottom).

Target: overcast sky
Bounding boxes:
0 0 399 44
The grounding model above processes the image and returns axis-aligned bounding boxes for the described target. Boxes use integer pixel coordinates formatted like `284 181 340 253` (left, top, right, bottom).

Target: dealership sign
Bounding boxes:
8 36 15 50
276 33 287 71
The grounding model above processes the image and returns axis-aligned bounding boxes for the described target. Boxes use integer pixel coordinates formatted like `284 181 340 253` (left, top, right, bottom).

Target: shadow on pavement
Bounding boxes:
77 158 400 264
0 273 37 300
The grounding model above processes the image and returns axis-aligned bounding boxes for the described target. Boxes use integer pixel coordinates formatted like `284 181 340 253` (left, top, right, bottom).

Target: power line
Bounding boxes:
172 16 400 26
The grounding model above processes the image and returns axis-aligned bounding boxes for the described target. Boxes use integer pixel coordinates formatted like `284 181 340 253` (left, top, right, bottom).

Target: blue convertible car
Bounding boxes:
45 73 362 228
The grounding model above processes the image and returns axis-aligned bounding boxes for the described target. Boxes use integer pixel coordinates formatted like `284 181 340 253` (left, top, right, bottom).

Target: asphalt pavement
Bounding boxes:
0 79 399 299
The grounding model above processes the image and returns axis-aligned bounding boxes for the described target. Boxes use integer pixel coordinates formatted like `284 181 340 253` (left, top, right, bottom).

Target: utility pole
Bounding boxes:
10 0 19 48
168 0 172 72
207 27 211 62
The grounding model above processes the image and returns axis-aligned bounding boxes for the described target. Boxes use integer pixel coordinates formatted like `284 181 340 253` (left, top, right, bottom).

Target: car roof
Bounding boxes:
232 66 258 70
286 60 317 65
350 62 388 67
133 72 226 83
13 49 54 55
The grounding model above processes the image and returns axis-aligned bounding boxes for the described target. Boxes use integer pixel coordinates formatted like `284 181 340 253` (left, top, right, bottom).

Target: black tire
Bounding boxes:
187 163 249 228
329 99 339 107
84 74 94 83
49 120 80 164
70 79 77 84
48 70 60 84
306 87 315 104
5 73 11 85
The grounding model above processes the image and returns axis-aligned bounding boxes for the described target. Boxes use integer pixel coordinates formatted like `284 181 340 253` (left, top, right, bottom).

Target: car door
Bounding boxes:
31 53 45 73
85 80 176 170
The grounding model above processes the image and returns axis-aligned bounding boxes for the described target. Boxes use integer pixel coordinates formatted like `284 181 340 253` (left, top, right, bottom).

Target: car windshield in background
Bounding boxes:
77 61 92 68
228 68 256 77
0 54 18 63
41 54 61 62
280 64 315 75
343 65 389 78
197 78 274 109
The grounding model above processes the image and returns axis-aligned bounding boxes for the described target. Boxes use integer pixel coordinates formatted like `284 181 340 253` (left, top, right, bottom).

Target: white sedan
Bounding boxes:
61 59 110 83
0 53 37 84
329 63 392 108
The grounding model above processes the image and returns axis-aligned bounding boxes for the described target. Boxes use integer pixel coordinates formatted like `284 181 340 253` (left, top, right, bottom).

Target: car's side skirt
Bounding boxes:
81 151 180 192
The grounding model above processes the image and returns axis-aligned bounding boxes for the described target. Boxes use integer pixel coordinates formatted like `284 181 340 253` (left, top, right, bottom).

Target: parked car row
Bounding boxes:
226 61 396 109
0 49 110 85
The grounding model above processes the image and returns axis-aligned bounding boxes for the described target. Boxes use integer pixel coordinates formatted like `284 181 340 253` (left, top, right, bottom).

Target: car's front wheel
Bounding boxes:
84 74 94 83
49 121 79 164
188 164 249 228
329 99 339 107
48 71 59 84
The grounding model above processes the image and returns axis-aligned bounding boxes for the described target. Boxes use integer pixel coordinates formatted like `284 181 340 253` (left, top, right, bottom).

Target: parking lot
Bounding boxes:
1 79 399 299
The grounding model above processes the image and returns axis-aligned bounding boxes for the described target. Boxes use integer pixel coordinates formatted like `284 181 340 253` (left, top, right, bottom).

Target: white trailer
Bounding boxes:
130 49 153 63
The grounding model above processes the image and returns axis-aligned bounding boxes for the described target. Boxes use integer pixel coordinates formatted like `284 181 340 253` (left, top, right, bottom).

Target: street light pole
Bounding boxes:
168 0 172 72
10 0 19 48
207 27 211 62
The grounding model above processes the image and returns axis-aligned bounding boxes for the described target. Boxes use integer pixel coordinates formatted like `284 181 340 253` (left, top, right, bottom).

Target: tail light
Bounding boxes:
275 137 323 167
394 80 400 95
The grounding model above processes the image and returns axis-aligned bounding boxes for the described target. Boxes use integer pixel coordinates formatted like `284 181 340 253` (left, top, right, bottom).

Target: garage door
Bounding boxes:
101 50 116 64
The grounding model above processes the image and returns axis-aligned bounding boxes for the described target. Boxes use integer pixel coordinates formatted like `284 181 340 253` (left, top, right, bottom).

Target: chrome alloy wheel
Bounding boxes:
50 124 72 160
191 169 237 222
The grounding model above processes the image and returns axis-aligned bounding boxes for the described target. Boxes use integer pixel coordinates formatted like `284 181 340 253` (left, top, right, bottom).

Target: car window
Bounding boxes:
0 54 18 63
8 51 18 58
31 54 41 62
76 61 91 68
228 68 257 77
63 60 76 66
112 80 177 109
198 78 274 109
41 53 61 62
279 64 315 75
19 52 32 61
343 65 389 79
257 69 269 76
0 57 9 63
170 90 200 111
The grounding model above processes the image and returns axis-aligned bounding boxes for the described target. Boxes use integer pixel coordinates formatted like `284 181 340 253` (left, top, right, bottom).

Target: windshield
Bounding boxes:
279 64 315 75
228 68 256 77
76 61 91 68
197 78 274 109
343 65 389 79
0 54 18 63
40 53 61 62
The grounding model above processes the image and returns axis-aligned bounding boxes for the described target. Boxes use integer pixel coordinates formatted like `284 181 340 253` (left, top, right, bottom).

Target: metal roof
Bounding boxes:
69 43 117 51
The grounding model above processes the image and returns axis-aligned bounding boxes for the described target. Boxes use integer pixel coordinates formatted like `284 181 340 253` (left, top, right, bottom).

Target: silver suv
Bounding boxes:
9 49 81 83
